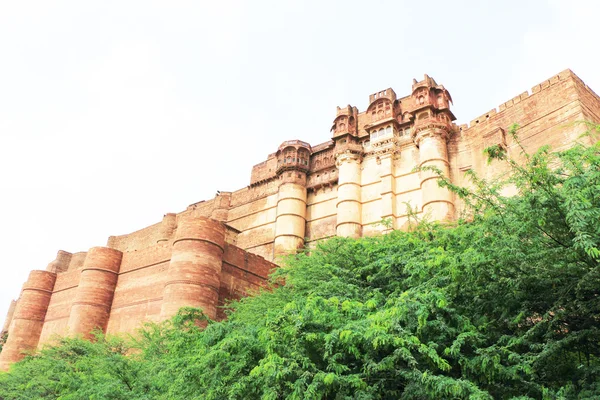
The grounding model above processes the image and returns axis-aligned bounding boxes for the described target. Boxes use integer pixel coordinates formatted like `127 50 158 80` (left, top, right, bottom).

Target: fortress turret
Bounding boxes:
363 89 404 231
68 247 123 338
0 270 56 370
333 118 364 237
410 74 456 221
273 140 311 257
331 105 359 138
160 215 225 320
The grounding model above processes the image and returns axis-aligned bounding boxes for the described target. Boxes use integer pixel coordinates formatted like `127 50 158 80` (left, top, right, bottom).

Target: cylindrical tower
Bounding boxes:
335 145 363 238
409 74 456 222
160 216 225 320
68 247 122 338
274 182 307 257
414 125 455 221
273 140 311 258
0 270 56 371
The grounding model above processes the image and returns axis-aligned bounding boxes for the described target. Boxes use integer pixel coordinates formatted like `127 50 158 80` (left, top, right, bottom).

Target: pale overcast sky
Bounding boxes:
1 0 599 323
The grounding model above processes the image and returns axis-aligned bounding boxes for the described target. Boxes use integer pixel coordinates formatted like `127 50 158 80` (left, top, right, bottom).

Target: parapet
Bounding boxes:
46 250 73 273
461 69 580 132
249 155 278 186
412 74 439 92
368 88 397 105
335 105 356 117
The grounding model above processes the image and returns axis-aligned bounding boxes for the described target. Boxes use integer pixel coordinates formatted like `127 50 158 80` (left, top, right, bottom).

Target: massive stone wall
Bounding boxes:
2 69 599 371
0 215 276 370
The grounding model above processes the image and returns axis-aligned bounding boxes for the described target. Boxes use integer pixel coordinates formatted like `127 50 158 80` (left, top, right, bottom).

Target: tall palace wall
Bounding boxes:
2 69 600 370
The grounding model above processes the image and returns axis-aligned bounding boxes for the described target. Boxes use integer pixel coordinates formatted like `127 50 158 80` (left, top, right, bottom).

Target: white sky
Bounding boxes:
1 0 599 323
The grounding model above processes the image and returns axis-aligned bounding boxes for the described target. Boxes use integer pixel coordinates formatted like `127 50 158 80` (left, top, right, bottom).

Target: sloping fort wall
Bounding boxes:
0 214 276 370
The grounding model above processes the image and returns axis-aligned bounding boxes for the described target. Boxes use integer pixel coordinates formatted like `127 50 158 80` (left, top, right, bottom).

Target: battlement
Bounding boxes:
412 74 439 92
336 105 356 117
461 69 582 132
368 88 396 104
278 140 312 151
311 140 334 154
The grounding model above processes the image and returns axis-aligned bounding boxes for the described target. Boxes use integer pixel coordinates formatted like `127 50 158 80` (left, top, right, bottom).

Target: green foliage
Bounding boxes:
1 125 599 399
379 217 394 230
0 333 144 399
0 331 7 353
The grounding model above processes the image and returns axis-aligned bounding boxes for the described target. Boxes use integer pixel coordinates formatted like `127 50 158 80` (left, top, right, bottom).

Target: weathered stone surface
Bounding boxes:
2 69 599 370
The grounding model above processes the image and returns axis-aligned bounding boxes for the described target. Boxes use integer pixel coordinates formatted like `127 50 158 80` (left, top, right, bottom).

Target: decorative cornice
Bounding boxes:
335 151 362 167
369 136 399 159
334 142 363 166
412 121 454 145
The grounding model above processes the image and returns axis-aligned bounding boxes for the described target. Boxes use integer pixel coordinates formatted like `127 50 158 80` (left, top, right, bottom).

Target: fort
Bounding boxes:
1 69 600 370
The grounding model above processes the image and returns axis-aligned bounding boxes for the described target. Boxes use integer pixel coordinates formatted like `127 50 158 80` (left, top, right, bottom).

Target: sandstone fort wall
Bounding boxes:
2 69 600 370
0 215 276 370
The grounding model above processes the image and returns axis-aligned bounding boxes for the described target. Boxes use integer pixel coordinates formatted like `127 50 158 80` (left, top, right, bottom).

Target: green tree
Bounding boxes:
0 332 7 353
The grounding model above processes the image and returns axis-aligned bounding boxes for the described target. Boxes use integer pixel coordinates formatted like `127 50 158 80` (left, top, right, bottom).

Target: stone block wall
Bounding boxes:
2 69 600 371
0 215 276 370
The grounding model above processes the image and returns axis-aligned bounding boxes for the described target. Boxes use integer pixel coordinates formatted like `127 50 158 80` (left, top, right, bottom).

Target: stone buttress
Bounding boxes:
410 75 456 220
273 141 310 258
68 247 123 338
160 215 225 320
0 270 56 370
332 105 363 238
